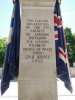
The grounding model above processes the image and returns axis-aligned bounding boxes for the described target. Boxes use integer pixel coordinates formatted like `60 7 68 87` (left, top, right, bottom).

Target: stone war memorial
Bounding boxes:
18 0 57 100
1 0 73 99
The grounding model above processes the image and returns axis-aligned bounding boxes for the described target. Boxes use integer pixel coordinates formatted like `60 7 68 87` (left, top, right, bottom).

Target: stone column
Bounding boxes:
18 0 57 100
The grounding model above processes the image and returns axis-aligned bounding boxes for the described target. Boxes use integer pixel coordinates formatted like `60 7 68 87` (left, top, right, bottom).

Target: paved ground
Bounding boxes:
57 78 75 100
0 78 75 100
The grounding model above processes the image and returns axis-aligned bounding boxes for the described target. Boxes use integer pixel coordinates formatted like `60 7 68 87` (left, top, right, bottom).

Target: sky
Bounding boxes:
0 0 75 38
61 0 75 34
0 0 13 38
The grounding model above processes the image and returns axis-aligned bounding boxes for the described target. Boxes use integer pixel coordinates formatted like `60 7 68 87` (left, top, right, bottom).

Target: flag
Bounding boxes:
54 0 73 93
1 0 20 95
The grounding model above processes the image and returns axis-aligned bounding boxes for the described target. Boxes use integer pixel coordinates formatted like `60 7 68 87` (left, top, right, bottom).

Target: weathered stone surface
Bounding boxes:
18 0 57 100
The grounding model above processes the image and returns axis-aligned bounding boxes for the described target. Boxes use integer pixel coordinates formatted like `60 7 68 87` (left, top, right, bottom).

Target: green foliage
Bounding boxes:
64 27 75 66
0 38 7 67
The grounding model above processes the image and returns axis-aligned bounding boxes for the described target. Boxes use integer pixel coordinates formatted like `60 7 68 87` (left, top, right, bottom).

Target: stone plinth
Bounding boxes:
18 0 57 100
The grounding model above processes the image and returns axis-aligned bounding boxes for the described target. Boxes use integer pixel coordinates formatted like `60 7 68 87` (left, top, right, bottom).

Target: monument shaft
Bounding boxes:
18 0 57 100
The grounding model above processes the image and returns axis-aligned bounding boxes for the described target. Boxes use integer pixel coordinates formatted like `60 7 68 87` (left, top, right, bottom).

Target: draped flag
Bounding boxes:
1 0 20 95
54 0 72 93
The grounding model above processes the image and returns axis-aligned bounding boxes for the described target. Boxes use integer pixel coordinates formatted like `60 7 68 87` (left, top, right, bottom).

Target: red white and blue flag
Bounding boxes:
54 0 73 93
1 0 20 95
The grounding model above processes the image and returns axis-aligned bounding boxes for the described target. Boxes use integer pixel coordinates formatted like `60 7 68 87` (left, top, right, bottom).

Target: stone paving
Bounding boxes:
0 78 75 100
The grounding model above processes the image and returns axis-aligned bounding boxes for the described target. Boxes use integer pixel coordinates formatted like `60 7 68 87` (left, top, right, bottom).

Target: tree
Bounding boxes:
64 27 75 67
0 38 7 67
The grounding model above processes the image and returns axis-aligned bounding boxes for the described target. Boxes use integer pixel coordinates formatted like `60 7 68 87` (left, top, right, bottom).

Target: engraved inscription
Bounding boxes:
23 19 52 63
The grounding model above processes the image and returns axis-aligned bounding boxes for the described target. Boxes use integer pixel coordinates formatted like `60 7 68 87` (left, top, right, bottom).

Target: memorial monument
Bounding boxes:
1 0 72 98
18 0 57 100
